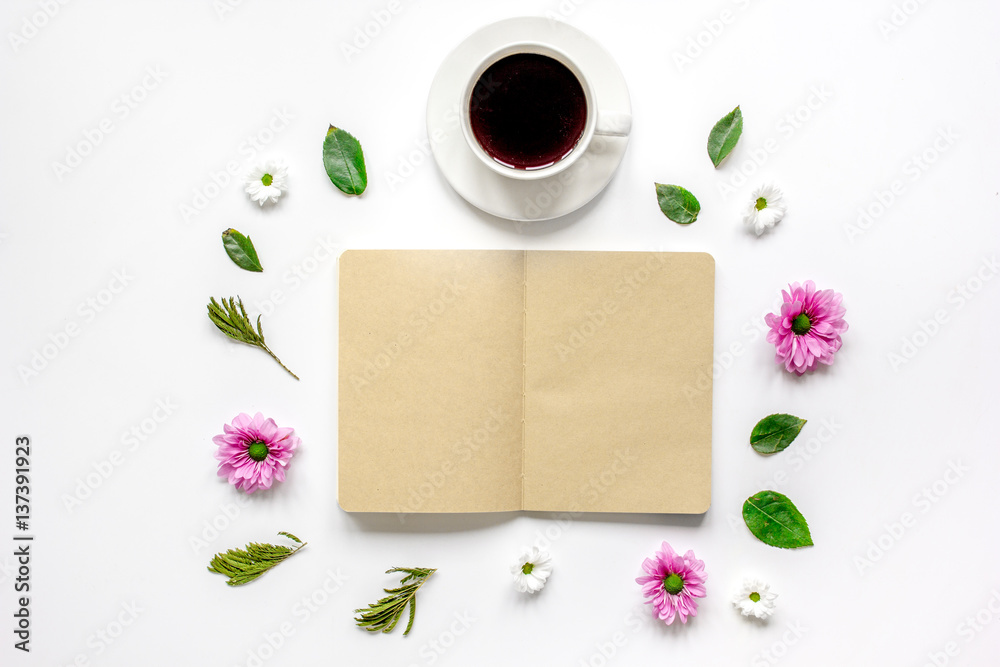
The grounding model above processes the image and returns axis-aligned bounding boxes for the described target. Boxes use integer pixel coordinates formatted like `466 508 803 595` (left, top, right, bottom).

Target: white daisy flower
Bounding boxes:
732 577 778 619
244 159 288 206
743 183 786 235
510 546 553 594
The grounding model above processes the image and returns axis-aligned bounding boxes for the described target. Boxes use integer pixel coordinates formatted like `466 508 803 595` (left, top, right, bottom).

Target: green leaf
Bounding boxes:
655 183 700 224
743 490 813 549
323 125 367 195
207 532 307 586
707 105 743 167
750 414 807 455
221 228 263 272
355 567 436 635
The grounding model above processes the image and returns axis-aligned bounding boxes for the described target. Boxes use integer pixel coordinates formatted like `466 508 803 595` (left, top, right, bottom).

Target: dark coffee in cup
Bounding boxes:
469 53 587 170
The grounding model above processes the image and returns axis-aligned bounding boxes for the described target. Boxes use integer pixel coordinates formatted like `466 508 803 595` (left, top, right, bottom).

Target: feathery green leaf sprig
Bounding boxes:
207 296 299 379
207 532 306 586
355 567 437 635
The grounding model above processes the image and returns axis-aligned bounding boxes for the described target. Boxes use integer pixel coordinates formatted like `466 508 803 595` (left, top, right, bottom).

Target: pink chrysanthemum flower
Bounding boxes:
213 412 299 493
765 280 848 375
636 541 707 625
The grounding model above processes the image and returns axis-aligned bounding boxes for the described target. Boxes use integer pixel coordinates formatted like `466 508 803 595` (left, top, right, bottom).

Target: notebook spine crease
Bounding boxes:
520 250 527 510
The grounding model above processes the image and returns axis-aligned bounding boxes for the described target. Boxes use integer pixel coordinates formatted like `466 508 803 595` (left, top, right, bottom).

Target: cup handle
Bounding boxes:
594 111 631 137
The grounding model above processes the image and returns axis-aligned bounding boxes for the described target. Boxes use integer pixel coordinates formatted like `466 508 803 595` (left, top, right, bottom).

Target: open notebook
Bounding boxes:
338 250 715 514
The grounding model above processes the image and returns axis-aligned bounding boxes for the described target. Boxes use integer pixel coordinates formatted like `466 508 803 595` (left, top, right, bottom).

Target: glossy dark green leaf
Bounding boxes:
707 105 743 167
743 490 813 549
221 228 263 272
323 125 367 195
655 183 700 224
750 413 807 454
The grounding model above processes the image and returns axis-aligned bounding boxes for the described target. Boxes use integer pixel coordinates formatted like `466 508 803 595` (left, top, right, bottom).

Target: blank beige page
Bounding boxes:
521 251 715 513
338 249 525 513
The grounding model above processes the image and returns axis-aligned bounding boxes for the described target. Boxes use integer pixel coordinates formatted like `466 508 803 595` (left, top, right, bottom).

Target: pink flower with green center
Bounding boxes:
636 541 706 625
765 280 848 375
213 412 299 493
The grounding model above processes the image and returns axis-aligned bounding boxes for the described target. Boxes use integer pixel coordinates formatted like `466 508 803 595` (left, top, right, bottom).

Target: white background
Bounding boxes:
2 0 999 665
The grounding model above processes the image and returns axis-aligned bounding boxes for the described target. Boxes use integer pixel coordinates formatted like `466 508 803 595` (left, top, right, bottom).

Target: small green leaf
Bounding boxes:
750 414 807 455
221 228 263 272
743 490 813 549
323 125 367 195
707 105 743 167
655 183 700 224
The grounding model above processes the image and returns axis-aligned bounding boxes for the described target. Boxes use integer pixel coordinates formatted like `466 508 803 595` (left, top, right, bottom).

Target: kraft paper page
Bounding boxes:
338 249 525 513
338 249 714 514
521 251 714 513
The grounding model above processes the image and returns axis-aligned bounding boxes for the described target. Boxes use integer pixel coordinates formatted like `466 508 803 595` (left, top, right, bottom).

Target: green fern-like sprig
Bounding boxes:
207 296 299 379
355 567 437 635
207 532 306 586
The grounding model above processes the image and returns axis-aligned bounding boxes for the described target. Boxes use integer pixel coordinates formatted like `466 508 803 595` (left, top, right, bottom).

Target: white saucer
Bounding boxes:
426 17 632 222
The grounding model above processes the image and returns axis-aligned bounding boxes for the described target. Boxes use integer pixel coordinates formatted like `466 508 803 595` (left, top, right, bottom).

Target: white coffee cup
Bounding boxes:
460 43 631 181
